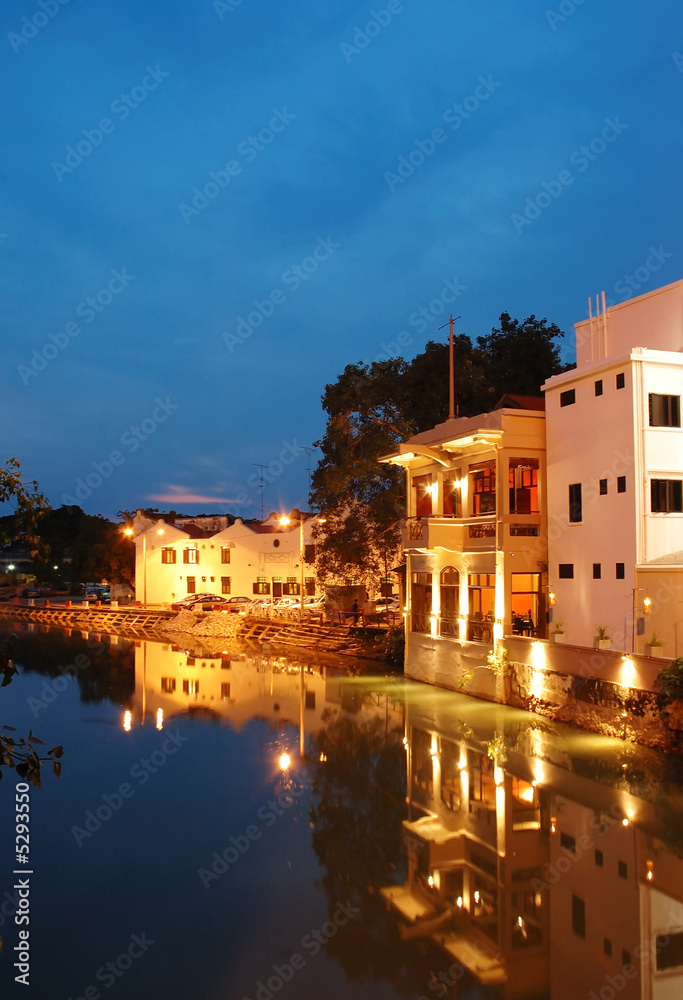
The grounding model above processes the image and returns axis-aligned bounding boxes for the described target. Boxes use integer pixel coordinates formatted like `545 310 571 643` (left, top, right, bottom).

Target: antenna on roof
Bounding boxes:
438 315 462 419
251 464 266 520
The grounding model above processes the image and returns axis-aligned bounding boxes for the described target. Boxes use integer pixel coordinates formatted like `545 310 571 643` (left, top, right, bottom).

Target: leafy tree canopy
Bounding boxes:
0 457 50 553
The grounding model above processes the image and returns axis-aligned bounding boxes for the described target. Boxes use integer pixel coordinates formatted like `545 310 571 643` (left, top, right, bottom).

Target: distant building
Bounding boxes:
127 508 320 605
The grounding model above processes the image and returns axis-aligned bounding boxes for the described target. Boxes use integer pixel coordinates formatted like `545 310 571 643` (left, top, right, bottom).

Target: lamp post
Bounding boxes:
279 513 305 618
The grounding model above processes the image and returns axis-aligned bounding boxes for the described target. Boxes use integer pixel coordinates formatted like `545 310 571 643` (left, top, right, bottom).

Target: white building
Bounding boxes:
543 279 683 654
127 509 319 606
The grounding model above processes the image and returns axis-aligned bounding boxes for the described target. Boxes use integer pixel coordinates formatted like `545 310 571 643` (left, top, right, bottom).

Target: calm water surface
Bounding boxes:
1 621 683 1000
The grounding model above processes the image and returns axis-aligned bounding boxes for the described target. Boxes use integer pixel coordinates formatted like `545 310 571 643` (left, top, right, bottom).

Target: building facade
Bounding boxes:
128 509 319 606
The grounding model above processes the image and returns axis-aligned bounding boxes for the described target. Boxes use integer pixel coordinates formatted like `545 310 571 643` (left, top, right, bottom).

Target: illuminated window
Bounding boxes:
283 577 300 595
440 567 460 637
221 547 231 564
183 548 199 564
649 393 680 427
470 461 496 516
221 576 231 594
443 475 462 517
161 548 176 564
253 577 270 595
510 573 540 635
468 574 495 641
651 479 683 513
182 678 198 697
186 576 196 594
411 572 432 633
161 677 176 693
509 459 539 514
440 739 461 812
412 473 433 518
221 683 231 700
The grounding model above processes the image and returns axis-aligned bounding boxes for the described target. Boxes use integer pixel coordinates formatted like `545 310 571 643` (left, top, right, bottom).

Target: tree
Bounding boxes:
0 459 61 784
31 507 135 589
311 315 566 583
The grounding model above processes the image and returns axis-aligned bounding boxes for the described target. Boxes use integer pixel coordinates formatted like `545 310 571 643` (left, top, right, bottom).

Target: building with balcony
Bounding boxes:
382 401 547 688
543 278 683 654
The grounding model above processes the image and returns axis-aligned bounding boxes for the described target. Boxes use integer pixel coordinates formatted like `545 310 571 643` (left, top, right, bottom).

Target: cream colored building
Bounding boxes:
127 509 319 605
382 401 548 688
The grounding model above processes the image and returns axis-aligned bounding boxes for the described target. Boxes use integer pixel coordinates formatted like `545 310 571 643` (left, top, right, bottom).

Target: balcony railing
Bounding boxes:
440 616 460 638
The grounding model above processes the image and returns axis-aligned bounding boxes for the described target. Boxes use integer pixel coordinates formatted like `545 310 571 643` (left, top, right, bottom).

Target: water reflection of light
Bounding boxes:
456 896 463 908
279 753 291 770
318 752 327 762
123 710 132 732
428 874 434 888
156 708 164 731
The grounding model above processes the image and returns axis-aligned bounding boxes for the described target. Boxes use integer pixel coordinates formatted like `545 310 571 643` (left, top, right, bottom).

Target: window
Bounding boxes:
283 577 300 596
443 475 462 517
593 563 601 579
182 679 198 697
411 572 432 633
560 389 576 407
558 564 574 579
571 895 586 938
186 576 196 594
595 379 603 396
599 479 608 495
253 577 270 595
651 479 683 512
161 677 176 693
305 691 316 710
412 473 433 518
161 548 176 564
304 544 316 564
595 849 603 867
470 461 496 515
656 933 683 971
569 483 582 522
649 393 681 427
617 476 626 493
221 547 231 564
440 567 460 637
468 573 495 641
616 372 625 389
560 832 576 853
509 459 539 514
616 563 625 579
183 548 199 564
221 683 231 700
510 573 540 635
618 860 628 879
221 576 231 595
622 950 632 968
604 938 612 957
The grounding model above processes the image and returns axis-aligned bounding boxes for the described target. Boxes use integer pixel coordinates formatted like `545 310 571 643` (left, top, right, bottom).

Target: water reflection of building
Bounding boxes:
383 695 683 999
128 640 404 757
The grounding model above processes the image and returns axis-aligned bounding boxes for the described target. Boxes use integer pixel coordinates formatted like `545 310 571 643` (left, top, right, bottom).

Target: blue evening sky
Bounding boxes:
2 0 681 521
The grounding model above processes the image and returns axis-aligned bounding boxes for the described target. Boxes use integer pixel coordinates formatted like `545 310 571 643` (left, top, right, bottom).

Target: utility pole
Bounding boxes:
439 315 461 419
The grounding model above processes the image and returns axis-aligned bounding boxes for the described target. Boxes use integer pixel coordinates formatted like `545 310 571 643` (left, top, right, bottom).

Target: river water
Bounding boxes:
1 622 683 1000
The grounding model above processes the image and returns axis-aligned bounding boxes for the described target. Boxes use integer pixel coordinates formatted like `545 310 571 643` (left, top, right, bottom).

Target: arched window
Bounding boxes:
440 567 459 637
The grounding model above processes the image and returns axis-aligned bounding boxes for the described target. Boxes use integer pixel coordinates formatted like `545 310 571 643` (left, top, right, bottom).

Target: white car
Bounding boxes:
374 597 400 613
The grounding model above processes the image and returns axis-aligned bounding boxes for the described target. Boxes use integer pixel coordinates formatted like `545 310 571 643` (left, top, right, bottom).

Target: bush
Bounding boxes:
656 657 683 704
383 624 405 668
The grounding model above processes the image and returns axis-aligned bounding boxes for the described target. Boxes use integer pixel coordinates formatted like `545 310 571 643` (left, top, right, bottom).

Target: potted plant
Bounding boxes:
594 625 611 650
551 620 565 643
645 632 664 656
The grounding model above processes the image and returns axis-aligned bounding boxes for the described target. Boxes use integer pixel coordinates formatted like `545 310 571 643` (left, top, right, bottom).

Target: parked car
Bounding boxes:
171 593 227 612
374 597 400 613
303 595 325 611
221 596 254 613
